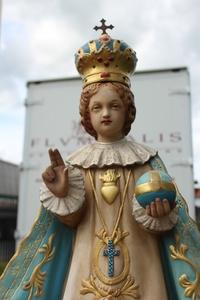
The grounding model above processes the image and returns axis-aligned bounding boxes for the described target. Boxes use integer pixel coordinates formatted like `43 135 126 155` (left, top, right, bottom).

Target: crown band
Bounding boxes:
83 72 130 87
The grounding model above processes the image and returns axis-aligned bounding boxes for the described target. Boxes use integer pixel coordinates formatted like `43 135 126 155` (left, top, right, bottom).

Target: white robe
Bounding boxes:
41 139 178 300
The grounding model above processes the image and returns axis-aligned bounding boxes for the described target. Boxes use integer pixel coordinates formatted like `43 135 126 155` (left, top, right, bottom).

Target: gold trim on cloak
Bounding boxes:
23 234 55 299
170 234 200 299
0 206 45 280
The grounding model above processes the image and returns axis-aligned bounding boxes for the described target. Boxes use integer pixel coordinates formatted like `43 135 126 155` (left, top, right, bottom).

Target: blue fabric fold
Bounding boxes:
0 207 75 300
150 155 200 300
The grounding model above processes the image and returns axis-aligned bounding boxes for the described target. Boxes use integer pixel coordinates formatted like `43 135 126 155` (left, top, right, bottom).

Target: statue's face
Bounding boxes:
88 85 126 142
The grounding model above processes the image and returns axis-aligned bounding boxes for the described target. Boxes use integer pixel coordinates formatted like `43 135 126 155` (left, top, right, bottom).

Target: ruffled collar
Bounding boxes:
66 138 157 168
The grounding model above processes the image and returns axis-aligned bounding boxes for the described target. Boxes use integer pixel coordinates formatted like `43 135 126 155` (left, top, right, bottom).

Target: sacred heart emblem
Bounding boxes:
99 170 120 204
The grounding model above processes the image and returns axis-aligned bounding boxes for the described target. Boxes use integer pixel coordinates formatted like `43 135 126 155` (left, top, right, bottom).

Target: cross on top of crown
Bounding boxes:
93 18 114 35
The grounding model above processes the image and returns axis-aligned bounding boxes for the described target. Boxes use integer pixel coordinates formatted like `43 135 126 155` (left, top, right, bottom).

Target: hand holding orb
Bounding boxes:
135 170 176 217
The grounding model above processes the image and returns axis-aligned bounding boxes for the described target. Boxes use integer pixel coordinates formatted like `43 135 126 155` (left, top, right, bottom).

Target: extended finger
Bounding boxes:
150 202 158 218
162 199 171 215
155 198 165 217
54 149 65 166
48 148 58 167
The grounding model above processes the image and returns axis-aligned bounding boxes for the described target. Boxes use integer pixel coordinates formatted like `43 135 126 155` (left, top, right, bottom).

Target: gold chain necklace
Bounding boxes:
80 169 140 299
88 168 132 239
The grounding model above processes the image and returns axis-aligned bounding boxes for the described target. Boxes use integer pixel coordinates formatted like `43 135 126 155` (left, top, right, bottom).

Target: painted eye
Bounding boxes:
112 104 119 109
92 106 101 111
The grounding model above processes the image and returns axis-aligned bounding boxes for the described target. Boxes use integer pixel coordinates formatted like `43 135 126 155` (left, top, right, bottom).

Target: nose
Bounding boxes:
102 107 110 118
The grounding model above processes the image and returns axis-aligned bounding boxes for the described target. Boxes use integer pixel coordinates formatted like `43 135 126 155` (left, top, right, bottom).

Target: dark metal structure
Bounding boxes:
0 160 19 262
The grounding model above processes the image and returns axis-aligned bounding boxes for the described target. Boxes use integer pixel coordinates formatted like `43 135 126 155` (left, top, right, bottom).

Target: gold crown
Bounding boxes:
75 19 138 87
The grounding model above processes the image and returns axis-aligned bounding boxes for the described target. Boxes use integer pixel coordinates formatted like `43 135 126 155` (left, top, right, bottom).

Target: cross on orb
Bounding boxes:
103 239 120 277
93 18 114 35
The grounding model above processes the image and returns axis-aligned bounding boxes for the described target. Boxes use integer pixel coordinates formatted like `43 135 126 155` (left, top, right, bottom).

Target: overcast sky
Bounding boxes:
0 0 200 182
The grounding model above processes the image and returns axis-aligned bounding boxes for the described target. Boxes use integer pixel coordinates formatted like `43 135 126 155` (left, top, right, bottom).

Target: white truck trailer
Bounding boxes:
17 67 194 241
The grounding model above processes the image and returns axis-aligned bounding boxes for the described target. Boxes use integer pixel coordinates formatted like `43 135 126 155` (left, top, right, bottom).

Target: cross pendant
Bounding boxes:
103 239 120 277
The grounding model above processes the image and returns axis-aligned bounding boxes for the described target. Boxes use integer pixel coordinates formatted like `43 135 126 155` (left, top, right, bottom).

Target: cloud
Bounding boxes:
0 0 200 181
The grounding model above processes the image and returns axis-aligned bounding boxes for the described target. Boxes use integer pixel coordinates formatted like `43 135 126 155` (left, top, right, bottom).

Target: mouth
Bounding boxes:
101 120 112 125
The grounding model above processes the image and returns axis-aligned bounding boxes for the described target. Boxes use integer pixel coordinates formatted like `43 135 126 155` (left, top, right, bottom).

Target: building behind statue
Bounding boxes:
0 160 19 265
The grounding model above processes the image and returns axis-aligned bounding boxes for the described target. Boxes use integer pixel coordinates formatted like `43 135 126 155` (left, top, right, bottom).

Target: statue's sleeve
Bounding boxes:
40 165 85 227
132 155 179 233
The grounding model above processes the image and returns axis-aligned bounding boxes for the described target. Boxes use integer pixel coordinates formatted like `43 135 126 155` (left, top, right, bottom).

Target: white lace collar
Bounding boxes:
67 138 157 169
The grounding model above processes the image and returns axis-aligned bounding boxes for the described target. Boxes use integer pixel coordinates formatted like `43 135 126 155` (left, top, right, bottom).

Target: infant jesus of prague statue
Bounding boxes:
0 19 200 300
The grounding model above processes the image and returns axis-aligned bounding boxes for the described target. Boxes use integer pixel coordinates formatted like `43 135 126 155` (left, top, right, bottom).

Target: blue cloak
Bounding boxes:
0 155 199 300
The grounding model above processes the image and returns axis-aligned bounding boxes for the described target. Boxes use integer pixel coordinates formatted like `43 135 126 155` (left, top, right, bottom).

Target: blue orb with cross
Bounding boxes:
134 170 176 209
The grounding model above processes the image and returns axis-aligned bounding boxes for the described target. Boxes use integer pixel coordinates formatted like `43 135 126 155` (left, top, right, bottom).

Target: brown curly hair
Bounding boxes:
79 82 136 139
